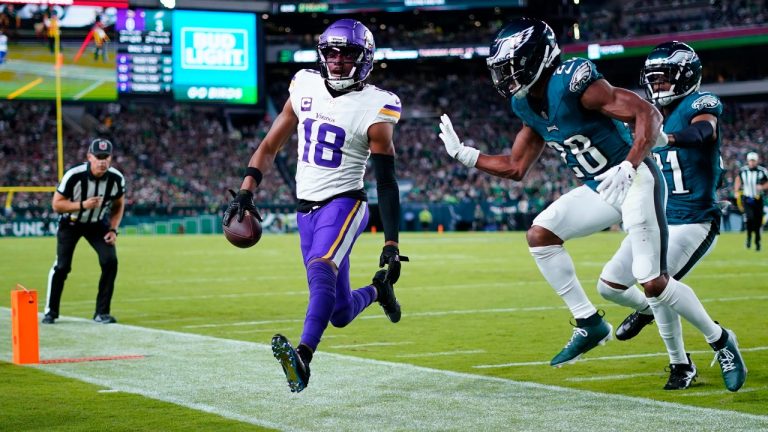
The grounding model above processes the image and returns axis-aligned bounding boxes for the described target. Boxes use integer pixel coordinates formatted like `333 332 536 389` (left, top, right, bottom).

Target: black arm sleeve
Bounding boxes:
371 153 400 243
671 121 715 148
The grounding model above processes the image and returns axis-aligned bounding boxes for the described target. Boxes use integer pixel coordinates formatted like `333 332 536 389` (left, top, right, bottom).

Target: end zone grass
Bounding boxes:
1 232 766 430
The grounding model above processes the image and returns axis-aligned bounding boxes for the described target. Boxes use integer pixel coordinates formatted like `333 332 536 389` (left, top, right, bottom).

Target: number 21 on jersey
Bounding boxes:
654 151 689 194
301 118 346 169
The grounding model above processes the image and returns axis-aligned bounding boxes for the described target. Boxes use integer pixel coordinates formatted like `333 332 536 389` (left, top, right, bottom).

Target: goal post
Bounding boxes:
1 186 57 211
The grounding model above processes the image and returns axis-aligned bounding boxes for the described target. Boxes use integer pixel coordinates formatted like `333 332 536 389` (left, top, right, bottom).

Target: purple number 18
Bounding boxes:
301 118 346 169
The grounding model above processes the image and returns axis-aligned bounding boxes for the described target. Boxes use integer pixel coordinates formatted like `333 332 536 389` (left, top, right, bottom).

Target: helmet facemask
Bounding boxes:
486 20 561 99
488 44 558 99
318 45 366 91
640 43 702 106
317 19 375 91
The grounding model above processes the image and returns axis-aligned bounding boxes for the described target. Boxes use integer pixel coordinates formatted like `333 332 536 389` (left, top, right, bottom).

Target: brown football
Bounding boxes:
223 211 262 248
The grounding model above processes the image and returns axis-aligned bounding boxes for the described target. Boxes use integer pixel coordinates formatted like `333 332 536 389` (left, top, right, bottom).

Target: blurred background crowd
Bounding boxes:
1 0 766 231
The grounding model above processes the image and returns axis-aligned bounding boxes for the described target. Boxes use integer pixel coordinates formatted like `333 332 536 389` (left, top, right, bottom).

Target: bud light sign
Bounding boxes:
181 28 248 71
173 10 258 104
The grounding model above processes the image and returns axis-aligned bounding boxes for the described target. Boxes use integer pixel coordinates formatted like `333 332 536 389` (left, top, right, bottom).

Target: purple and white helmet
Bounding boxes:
317 19 375 91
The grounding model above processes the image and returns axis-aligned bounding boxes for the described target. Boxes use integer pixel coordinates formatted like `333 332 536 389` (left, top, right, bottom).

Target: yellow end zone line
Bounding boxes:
7 77 44 100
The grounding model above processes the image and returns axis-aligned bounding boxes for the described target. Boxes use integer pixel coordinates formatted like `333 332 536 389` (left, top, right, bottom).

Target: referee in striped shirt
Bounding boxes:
734 152 768 251
43 138 126 324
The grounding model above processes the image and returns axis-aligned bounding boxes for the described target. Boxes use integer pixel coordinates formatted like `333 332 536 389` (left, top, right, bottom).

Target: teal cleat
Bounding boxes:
271 334 310 393
551 319 612 367
710 328 747 392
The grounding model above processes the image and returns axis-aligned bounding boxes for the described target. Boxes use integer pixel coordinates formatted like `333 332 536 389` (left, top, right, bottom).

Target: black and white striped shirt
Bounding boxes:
738 165 768 199
57 162 126 223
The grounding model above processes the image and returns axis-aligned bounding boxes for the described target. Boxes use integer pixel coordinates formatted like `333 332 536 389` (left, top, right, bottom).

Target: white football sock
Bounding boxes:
647 296 688 364
597 280 650 313
656 277 722 343
530 245 596 319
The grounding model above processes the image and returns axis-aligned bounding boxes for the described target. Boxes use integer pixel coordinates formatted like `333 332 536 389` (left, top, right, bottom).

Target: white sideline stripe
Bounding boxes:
566 373 663 382
181 295 768 329
182 306 564 328
73 80 105 100
473 346 768 369
397 350 486 358
1 309 766 432
329 341 413 349
61 285 768 306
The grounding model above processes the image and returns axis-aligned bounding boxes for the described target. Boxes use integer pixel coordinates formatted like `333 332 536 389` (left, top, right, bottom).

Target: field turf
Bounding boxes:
1 232 766 430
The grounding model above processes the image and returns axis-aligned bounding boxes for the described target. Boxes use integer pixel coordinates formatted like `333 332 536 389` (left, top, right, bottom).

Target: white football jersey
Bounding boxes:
289 69 401 201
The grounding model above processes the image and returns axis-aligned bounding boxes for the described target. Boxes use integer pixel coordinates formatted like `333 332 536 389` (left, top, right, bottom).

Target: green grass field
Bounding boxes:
1 232 767 430
0 43 116 101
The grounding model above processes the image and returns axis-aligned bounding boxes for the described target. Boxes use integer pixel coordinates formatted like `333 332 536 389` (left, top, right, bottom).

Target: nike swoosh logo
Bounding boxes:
547 125 559 132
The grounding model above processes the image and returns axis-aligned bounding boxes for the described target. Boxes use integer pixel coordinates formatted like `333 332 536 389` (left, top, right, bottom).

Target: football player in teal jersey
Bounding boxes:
597 42 746 391
439 19 743 392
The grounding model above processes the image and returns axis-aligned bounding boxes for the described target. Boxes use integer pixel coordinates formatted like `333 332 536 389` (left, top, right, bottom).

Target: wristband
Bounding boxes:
79 201 84 211
109 228 118 236
244 167 263 186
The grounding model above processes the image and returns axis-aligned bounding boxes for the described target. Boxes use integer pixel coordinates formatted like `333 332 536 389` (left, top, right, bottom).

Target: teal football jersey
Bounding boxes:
511 58 633 190
654 91 723 225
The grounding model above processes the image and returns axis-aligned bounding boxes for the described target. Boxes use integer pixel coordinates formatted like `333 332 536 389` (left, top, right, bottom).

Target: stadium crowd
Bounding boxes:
1 71 765 227
264 1 767 50
571 0 767 43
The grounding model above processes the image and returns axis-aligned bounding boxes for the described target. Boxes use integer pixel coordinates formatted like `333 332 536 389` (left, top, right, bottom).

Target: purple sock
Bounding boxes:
330 285 376 328
300 260 337 351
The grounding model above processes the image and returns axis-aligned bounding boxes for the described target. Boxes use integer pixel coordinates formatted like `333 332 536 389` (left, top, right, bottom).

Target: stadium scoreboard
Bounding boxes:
0 1 262 106
117 9 259 104
117 9 173 97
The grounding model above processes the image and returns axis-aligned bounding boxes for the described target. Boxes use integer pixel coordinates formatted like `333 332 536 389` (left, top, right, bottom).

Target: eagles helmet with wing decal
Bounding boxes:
317 19 375 91
640 41 702 106
486 17 561 99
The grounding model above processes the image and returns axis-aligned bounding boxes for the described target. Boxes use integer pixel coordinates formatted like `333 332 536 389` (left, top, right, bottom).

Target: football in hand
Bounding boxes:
223 211 262 248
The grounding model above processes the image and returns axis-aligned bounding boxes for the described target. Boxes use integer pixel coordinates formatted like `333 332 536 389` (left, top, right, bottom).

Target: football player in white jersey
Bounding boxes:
223 19 407 393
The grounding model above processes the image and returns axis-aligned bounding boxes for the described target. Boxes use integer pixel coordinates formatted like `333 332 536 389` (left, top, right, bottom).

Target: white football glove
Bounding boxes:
595 160 636 206
653 126 669 148
438 114 480 168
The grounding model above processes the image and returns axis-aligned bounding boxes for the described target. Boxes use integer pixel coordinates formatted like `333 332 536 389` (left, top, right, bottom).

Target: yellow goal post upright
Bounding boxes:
1 29 64 212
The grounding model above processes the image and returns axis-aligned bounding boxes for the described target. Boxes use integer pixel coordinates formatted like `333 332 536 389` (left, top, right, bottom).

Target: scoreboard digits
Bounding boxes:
116 9 174 96
114 9 258 105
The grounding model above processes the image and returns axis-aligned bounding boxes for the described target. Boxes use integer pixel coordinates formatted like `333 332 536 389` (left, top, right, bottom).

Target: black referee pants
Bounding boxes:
45 219 118 318
744 198 764 249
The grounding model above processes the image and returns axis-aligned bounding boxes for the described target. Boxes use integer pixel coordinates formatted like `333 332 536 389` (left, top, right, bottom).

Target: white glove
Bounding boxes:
438 114 480 168
653 126 669 148
595 160 636 206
